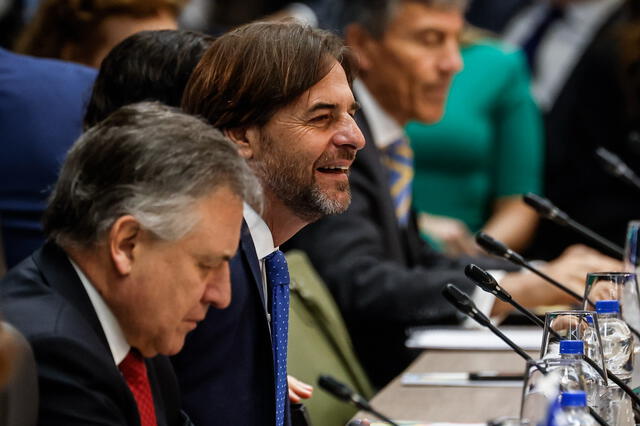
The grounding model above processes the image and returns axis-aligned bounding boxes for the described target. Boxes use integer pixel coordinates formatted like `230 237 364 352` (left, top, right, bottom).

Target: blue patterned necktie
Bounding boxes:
382 136 414 226
265 250 290 426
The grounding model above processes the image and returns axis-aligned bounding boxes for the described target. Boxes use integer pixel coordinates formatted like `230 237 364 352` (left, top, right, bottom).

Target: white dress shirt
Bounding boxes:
503 0 623 111
69 258 130 365
244 202 278 324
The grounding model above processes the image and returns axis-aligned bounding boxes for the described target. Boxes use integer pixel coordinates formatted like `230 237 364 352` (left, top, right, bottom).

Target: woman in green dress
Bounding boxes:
406 29 543 255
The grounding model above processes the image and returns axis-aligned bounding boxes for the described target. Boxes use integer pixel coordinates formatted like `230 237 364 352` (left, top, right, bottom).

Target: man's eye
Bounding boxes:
419 31 444 46
311 114 331 123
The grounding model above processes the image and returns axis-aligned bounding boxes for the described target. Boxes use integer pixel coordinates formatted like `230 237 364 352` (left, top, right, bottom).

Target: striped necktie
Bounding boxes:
382 136 414 226
265 250 290 426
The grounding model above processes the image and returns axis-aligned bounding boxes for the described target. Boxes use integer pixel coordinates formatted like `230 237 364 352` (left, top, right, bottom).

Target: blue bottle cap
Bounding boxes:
559 340 584 354
595 300 620 314
561 391 587 407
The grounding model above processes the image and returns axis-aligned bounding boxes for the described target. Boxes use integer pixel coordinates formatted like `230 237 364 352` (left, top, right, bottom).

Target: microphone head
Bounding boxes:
475 232 509 258
464 264 497 291
318 375 352 402
523 193 553 216
442 283 474 314
442 283 490 327
523 193 569 225
464 264 512 302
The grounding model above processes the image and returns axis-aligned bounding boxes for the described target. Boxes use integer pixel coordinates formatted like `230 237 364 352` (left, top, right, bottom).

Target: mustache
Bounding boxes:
315 148 357 166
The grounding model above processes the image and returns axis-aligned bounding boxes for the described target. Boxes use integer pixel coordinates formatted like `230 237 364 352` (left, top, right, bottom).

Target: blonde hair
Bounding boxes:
15 0 186 61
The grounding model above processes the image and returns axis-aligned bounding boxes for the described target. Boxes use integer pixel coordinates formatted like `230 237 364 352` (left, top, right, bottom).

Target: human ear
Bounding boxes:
224 127 257 159
109 216 141 276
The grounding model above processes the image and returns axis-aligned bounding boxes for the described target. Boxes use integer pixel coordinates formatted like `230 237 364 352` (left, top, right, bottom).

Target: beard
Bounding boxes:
251 133 353 223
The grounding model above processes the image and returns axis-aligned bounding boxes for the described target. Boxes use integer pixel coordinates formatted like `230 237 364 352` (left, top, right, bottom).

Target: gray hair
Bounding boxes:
344 0 468 39
44 101 261 248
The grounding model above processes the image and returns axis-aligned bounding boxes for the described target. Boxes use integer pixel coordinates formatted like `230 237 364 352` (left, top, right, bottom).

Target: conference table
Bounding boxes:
352 349 530 424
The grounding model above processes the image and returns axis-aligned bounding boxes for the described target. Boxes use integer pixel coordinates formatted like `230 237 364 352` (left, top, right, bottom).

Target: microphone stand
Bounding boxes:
443 284 610 426
474 232 640 341
523 193 624 258
318 375 399 426
462 268 640 412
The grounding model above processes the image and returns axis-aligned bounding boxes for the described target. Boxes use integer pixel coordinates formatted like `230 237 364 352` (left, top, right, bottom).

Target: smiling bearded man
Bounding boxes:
171 21 365 426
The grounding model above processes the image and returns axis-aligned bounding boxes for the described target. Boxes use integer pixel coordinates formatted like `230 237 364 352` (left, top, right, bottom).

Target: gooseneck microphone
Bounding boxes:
474 232 588 306
461 265 640 412
464 264 545 329
522 193 624 258
595 147 640 193
442 284 533 362
442 284 613 426
318 375 399 426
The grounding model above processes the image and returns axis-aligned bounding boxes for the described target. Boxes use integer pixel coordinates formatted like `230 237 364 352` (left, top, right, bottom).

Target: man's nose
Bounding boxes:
333 115 366 151
203 264 232 309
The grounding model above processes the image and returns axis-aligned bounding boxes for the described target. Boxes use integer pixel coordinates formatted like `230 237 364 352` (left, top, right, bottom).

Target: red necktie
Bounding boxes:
119 349 158 426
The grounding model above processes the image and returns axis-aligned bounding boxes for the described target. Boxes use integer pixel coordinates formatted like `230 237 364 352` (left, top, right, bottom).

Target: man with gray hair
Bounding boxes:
0 102 259 425
287 0 621 386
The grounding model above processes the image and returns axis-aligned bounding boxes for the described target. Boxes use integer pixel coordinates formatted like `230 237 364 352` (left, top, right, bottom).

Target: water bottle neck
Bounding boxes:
560 352 583 360
598 312 620 320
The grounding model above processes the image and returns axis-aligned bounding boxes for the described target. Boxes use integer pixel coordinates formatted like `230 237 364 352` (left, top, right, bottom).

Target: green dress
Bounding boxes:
406 40 543 244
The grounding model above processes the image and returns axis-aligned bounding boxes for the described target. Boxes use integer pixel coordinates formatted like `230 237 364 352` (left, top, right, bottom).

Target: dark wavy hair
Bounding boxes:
181 21 356 130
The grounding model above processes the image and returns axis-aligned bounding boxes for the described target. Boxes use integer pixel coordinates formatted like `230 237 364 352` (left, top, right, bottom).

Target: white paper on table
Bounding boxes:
405 326 542 351
401 372 523 388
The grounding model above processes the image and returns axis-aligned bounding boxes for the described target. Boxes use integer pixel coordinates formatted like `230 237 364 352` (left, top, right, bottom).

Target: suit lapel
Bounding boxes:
240 221 267 312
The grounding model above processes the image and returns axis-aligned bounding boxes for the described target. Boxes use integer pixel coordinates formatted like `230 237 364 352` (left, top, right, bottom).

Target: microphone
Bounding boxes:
464 264 545 329
595 147 640 193
442 284 613 425
474 232 587 305
522 193 623 258
462 265 640 412
318 375 399 426
442 284 533 361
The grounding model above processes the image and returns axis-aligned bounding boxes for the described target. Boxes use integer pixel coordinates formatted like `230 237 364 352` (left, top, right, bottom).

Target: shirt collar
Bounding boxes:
353 79 405 149
69 258 130 365
243 202 277 260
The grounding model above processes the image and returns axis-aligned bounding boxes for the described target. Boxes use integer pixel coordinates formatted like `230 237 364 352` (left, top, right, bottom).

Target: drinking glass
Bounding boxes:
541 310 606 376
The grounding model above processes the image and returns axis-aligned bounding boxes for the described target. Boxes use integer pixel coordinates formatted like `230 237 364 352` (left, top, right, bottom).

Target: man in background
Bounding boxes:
286 0 621 387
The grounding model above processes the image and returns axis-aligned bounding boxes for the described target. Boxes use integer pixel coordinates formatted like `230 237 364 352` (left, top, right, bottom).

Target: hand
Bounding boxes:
418 213 479 256
539 244 622 304
288 375 313 403
496 245 622 314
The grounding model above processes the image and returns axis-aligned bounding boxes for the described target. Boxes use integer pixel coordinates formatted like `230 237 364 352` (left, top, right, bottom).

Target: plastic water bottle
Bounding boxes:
596 300 634 380
596 300 635 426
554 391 597 426
557 340 602 408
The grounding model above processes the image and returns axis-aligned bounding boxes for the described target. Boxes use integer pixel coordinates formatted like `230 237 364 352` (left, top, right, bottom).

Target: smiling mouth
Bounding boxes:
317 166 349 174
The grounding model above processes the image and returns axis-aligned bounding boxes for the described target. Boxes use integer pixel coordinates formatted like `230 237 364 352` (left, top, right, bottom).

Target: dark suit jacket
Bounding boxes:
172 222 279 425
0 242 185 425
524 3 639 260
285 112 515 387
465 0 532 33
